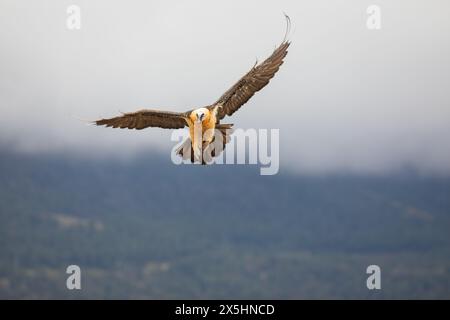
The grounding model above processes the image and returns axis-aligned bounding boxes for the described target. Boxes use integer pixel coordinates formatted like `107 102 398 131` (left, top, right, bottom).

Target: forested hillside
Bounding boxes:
1 150 449 298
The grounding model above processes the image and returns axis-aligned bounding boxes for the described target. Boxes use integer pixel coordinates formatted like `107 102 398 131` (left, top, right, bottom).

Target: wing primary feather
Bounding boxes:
95 109 189 130
211 19 291 120
282 13 291 43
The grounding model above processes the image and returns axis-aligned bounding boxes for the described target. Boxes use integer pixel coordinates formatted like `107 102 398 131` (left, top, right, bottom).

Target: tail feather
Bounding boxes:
177 124 233 164
210 124 233 157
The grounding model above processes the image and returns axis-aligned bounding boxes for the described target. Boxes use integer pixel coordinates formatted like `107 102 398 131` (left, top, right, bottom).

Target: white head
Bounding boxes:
192 107 209 123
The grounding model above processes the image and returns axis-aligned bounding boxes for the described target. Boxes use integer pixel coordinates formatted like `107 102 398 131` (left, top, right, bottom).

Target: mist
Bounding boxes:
1 0 449 175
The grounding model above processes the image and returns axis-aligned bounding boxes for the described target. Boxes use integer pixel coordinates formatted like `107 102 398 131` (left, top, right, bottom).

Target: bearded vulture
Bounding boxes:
95 15 291 164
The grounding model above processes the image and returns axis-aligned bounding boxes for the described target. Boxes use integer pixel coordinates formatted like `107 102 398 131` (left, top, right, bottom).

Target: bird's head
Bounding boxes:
190 108 210 123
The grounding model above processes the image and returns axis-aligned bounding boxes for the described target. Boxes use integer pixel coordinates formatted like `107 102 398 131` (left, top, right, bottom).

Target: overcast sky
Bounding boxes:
1 0 449 175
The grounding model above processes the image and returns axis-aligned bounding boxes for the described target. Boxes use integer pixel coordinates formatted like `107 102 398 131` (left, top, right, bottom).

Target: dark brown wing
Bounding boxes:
95 109 188 130
212 41 290 120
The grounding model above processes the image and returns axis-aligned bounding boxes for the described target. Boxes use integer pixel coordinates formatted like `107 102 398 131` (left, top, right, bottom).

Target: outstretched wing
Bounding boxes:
212 40 290 120
95 109 188 130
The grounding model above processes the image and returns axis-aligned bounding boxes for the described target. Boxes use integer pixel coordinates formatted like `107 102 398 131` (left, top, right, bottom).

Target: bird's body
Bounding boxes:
187 107 217 144
186 106 220 162
94 15 291 164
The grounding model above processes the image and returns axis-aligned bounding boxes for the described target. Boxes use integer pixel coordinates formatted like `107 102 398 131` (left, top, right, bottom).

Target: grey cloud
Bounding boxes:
0 0 449 174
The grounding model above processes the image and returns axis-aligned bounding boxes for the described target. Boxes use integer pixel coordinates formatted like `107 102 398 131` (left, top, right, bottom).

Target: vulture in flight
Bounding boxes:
95 15 291 164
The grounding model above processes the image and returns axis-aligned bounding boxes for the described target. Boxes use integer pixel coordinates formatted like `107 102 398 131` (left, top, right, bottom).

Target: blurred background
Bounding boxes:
0 0 449 298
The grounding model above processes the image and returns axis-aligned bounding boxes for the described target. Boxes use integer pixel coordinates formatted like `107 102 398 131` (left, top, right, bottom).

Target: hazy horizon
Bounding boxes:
1 0 449 175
